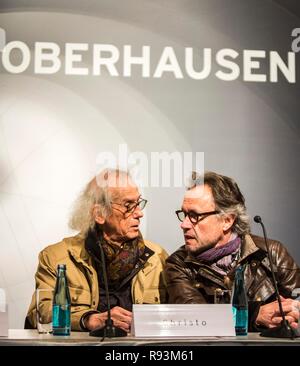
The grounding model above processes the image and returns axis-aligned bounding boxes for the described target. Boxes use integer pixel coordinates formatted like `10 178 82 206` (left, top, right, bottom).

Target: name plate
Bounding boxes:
132 304 235 337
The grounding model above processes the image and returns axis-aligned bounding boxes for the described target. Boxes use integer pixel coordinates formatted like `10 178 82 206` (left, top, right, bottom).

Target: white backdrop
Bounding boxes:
0 1 299 328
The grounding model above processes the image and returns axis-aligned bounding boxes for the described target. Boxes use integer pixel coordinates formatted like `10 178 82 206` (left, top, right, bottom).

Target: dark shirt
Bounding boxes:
85 230 154 313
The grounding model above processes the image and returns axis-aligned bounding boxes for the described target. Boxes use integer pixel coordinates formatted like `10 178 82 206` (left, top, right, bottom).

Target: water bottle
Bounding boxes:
232 265 248 336
52 264 71 336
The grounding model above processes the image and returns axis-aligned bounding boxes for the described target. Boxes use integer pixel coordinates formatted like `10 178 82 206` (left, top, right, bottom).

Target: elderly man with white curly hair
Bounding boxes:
26 169 168 333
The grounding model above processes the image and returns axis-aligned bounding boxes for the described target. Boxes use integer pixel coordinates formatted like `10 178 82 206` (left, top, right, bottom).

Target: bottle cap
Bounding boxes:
57 264 66 270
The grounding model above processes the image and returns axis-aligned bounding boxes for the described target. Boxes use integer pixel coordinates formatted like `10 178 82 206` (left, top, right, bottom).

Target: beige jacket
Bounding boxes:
26 235 168 330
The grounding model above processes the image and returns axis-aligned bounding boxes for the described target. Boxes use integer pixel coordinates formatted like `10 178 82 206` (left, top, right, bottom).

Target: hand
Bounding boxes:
256 297 300 328
85 306 132 333
110 306 132 332
84 312 106 331
271 298 300 329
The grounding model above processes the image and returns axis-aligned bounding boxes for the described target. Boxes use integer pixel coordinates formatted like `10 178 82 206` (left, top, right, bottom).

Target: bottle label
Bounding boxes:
232 306 248 336
52 304 71 335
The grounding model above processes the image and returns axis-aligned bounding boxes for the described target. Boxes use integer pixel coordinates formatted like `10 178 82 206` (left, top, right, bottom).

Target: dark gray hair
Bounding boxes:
188 171 250 236
69 169 132 238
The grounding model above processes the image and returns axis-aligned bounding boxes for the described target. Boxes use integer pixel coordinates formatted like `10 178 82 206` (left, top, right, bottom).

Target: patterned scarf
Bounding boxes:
85 227 146 287
100 234 145 286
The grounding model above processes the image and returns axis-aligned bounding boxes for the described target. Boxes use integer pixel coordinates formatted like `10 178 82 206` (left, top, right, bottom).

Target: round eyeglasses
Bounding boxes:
111 198 147 214
175 210 220 224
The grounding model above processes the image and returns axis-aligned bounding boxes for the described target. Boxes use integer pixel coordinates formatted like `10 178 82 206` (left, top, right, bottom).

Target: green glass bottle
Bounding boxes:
52 264 71 336
232 265 248 336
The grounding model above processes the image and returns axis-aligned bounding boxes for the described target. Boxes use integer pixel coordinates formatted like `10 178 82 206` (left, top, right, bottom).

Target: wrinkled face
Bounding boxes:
181 185 231 253
98 183 144 244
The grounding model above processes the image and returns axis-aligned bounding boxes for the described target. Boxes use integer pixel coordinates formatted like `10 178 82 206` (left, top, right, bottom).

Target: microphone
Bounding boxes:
253 215 298 338
89 239 127 338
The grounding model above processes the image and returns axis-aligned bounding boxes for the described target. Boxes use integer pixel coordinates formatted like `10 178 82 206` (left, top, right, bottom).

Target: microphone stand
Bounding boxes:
254 215 298 339
89 239 127 338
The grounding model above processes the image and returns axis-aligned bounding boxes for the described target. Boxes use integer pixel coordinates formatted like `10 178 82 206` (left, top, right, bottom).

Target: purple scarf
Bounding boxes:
197 236 241 263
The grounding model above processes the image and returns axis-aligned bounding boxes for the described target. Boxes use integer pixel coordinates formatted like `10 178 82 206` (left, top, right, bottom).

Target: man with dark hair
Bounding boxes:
165 171 300 331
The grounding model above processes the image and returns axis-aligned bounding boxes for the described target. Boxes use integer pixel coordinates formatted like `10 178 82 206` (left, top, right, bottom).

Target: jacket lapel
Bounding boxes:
238 234 263 292
184 255 227 289
184 234 263 291
67 235 99 305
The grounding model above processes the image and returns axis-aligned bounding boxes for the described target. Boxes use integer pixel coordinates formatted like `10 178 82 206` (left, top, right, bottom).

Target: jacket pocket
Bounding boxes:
69 287 91 306
142 288 165 304
248 276 275 302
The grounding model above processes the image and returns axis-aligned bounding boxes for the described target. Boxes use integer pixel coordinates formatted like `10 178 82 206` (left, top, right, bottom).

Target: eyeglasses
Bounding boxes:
175 210 220 224
111 198 148 214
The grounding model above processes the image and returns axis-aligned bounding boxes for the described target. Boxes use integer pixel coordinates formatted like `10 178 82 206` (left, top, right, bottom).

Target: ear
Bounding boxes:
223 214 235 232
93 204 105 225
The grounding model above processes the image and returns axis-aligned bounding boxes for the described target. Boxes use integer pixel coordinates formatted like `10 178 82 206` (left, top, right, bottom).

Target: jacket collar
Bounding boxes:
66 232 154 271
239 234 260 262
116 246 154 289
66 234 90 263
183 234 263 289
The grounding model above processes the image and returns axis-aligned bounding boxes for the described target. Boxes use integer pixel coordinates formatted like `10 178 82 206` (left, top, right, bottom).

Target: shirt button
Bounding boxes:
72 296 78 301
135 264 139 269
251 262 257 267
145 253 149 257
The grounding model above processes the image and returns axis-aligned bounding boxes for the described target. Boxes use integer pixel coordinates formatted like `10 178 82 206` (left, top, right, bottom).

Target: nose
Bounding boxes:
180 215 191 230
133 206 144 219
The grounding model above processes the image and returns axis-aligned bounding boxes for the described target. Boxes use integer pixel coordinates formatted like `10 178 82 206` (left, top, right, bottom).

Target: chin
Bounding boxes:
127 230 139 240
184 240 199 253
185 241 216 255
185 238 211 253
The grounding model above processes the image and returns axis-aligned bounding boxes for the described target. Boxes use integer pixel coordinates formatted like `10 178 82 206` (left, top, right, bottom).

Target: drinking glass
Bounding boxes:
36 288 54 334
214 289 232 304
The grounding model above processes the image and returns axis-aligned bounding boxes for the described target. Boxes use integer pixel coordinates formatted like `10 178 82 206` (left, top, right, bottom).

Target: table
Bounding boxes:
1 329 300 346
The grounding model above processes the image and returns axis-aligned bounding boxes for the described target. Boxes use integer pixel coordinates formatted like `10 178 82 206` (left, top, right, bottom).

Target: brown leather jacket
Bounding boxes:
165 234 300 331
